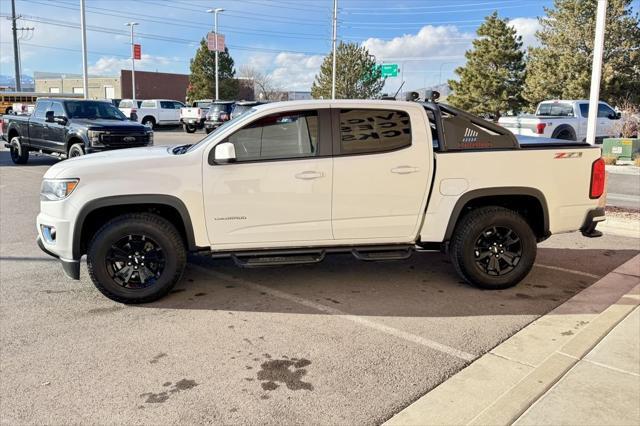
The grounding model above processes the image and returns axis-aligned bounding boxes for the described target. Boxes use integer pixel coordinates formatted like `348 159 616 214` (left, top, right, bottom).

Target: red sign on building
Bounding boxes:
133 44 141 60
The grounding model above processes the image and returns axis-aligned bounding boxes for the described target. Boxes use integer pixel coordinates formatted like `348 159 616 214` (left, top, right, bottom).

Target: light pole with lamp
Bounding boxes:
125 22 139 103
207 8 224 100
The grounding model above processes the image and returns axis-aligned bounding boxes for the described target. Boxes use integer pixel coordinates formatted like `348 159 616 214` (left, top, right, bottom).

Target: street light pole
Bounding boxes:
80 0 89 98
331 0 337 99
586 0 608 146
207 8 224 100
125 22 139 103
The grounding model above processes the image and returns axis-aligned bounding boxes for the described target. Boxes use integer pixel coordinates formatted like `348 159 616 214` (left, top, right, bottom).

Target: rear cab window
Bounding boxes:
337 109 411 155
536 103 574 117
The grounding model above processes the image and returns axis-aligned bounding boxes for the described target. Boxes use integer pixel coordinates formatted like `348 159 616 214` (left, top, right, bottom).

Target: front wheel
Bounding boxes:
9 136 29 164
68 143 85 158
450 206 536 290
87 213 187 304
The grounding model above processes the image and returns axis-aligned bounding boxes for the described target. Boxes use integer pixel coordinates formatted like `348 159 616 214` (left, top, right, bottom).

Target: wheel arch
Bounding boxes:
66 134 86 152
443 187 550 243
73 195 199 259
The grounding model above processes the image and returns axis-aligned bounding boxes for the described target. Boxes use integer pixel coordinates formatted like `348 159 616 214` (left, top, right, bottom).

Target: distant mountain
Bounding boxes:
0 74 34 87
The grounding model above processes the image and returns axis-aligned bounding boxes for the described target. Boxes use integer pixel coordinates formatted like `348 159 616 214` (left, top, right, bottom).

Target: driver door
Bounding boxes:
202 108 334 248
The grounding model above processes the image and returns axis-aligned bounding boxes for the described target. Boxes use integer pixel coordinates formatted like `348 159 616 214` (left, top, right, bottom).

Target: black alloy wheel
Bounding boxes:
106 234 166 289
473 226 522 276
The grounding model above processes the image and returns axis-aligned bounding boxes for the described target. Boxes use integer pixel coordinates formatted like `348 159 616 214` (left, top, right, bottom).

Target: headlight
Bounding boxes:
88 130 103 146
40 179 79 201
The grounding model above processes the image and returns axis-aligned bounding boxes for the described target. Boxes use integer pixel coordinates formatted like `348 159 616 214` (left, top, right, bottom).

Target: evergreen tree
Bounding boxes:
311 42 384 99
187 38 238 101
524 0 640 107
447 12 526 119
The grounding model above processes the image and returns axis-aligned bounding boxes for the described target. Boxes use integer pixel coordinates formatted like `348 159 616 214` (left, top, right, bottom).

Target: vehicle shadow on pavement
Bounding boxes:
0 150 61 167
139 247 639 318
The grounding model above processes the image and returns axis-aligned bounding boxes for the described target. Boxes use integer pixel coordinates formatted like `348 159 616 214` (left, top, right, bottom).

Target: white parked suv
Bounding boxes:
498 100 620 142
119 99 185 128
36 99 607 303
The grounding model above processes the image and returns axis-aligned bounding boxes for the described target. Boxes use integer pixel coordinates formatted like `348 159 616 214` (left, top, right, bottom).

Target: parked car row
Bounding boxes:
2 98 153 165
180 100 265 134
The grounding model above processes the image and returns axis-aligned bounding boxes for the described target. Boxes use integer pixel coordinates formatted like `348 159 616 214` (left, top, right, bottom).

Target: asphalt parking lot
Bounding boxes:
1 128 639 425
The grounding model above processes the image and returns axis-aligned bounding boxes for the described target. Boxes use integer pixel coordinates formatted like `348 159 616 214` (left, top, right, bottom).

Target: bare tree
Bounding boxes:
238 65 282 101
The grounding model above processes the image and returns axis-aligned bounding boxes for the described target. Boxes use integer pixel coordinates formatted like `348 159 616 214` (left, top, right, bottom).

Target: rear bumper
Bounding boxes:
36 236 80 280
204 120 225 130
580 207 606 238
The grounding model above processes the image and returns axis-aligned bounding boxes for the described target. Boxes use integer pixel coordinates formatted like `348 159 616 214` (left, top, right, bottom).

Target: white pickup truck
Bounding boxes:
498 100 620 142
36 99 606 304
180 100 213 133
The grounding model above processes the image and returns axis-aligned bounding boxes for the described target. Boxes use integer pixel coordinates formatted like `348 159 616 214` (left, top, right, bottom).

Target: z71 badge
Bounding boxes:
554 152 583 159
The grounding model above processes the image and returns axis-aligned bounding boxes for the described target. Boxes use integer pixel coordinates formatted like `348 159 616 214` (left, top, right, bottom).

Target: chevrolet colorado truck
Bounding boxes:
498 100 620 142
36 99 606 303
2 98 153 164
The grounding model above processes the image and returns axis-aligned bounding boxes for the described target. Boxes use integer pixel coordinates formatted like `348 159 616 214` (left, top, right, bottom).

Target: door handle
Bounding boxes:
391 166 419 174
295 171 324 180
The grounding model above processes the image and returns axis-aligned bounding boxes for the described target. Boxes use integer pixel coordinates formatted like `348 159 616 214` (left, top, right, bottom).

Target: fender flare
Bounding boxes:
65 132 88 149
72 194 198 259
443 187 550 241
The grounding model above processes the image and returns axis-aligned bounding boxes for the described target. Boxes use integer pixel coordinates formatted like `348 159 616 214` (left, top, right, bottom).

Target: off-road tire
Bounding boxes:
184 124 196 133
9 136 29 164
450 206 536 290
87 213 187 304
68 143 85 158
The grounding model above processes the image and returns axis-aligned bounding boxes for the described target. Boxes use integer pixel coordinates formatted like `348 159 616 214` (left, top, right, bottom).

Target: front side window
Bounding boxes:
49 102 65 117
597 104 616 118
227 110 318 162
339 109 411 155
33 101 51 119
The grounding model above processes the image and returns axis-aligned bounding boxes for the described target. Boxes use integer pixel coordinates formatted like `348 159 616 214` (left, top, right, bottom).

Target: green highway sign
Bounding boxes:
378 63 399 77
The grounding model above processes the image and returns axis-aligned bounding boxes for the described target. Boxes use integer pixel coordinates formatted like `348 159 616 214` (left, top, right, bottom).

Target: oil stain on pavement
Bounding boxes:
256 356 314 392
140 379 199 403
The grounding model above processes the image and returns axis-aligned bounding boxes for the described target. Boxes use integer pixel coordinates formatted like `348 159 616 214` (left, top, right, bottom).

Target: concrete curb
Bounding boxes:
384 254 640 426
599 216 640 238
606 165 640 176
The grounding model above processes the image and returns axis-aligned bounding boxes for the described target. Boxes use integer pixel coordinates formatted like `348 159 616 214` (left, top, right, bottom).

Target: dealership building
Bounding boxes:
34 70 190 101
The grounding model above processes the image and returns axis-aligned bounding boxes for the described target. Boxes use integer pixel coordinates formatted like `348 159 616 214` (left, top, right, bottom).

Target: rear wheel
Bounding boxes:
87 213 186 304
450 206 536 290
142 116 156 129
552 126 576 141
68 143 84 158
9 136 29 164
184 124 196 133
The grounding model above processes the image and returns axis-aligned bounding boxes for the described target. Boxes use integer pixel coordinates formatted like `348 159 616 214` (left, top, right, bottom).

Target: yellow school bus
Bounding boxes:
0 92 83 114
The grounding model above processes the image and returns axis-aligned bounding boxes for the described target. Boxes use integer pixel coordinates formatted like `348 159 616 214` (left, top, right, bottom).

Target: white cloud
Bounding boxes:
509 17 541 49
243 52 324 92
362 25 474 60
88 54 177 75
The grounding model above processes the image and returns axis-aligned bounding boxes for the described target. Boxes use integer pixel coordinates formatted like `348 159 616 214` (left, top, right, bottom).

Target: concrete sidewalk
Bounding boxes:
385 254 640 426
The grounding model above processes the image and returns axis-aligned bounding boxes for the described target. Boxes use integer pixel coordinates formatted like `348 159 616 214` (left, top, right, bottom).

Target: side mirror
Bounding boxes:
210 142 236 165
54 116 68 126
45 110 55 123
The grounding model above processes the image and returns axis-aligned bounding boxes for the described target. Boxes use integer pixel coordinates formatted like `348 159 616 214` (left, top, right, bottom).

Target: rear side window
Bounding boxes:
119 100 133 108
227 110 318 162
537 103 574 117
339 109 411 155
141 100 156 108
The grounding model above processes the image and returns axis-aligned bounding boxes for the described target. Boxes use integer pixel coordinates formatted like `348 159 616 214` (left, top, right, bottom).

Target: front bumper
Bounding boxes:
37 236 80 279
580 207 605 238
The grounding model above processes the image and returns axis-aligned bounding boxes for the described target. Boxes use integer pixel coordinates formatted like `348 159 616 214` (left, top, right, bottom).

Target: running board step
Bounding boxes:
232 251 325 267
351 247 413 261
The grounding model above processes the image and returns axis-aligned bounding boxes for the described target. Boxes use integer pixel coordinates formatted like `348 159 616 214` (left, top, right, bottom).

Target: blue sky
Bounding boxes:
0 0 588 93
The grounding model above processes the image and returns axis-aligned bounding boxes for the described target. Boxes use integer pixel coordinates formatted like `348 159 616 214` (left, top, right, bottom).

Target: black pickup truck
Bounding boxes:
1 98 153 164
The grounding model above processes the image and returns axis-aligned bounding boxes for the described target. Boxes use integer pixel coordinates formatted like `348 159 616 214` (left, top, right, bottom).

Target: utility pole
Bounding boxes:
10 0 21 91
331 0 337 99
125 22 139 103
207 8 224 100
586 0 608 146
80 0 89 98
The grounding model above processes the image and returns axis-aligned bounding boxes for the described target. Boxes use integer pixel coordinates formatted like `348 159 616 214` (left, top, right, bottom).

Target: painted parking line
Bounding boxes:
534 264 600 279
188 264 477 362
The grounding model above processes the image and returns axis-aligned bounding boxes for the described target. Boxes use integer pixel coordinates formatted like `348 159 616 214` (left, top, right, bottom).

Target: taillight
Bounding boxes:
197 108 201 115
535 123 546 134
590 157 605 199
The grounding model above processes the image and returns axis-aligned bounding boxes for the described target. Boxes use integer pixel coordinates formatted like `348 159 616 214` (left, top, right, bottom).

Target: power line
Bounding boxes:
343 0 524 10
344 4 524 15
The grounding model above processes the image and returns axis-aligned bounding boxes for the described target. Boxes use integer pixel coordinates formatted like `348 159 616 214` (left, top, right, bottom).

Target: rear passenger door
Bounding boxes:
28 101 50 149
331 106 431 241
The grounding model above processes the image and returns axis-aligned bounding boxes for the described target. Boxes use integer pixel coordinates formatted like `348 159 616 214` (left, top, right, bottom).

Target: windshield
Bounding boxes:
186 108 258 153
66 101 127 120
232 105 251 116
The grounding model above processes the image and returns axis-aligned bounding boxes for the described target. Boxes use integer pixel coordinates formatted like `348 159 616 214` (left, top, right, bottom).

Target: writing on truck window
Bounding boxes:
339 109 411 154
